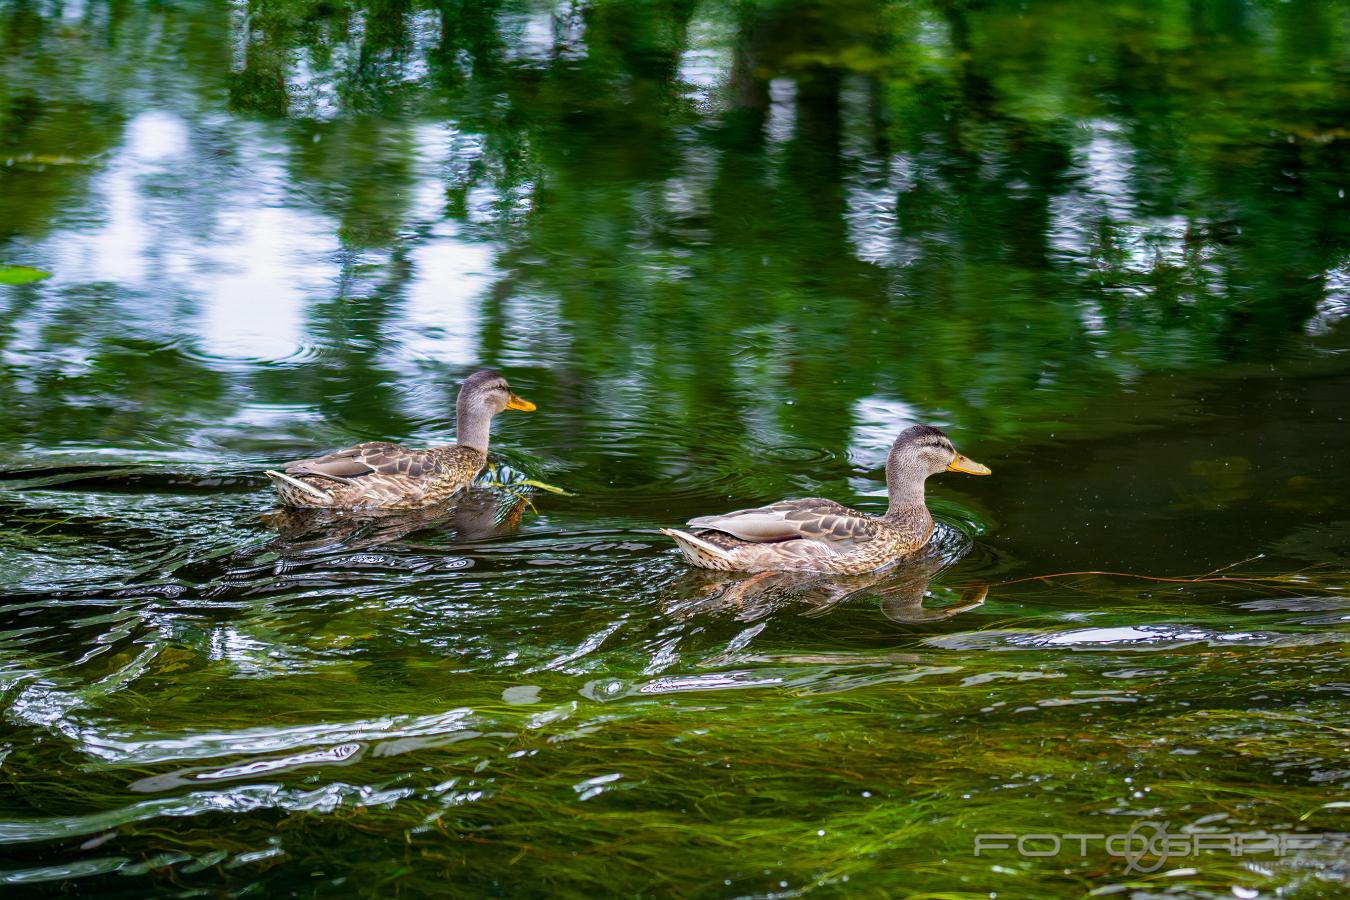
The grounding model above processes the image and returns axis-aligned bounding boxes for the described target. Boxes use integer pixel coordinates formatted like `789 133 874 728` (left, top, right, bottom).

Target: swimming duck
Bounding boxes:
265 370 535 509
661 425 990 574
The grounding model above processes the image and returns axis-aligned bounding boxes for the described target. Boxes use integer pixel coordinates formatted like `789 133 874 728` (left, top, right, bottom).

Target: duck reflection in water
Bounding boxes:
665 526 988 624
261 485 529 555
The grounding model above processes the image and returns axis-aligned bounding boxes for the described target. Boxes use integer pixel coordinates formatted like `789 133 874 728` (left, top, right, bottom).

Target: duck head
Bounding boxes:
455 370 535 452
885 424 990 512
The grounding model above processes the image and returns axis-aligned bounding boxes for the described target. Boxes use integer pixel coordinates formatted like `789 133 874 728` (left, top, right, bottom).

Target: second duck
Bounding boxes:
662 425 990 574
265 370 534 509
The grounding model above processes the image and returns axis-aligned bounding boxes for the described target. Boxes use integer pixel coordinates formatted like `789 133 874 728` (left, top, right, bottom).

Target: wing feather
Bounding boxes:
689 498 880 549
284 442 428 483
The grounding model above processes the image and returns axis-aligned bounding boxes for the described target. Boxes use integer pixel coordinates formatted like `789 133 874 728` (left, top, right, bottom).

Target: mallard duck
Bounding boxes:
661 424 990 574
264 370 535 509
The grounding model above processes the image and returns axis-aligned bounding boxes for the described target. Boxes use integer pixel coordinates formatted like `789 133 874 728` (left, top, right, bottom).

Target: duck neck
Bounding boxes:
882 455 929 522
455 398 492 454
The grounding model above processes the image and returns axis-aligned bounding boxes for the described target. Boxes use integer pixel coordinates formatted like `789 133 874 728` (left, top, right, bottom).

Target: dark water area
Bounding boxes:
1 0 1348 896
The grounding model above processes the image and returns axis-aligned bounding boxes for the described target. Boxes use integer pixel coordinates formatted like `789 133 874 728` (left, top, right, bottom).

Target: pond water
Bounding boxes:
2 0 1349 896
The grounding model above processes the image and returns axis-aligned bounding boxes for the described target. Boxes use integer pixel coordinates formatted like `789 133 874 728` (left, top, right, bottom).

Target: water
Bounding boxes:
2 0 1349 895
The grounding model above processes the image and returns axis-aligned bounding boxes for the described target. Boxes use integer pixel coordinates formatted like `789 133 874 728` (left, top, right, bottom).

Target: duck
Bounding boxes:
264 370 535 509
661 424 990 574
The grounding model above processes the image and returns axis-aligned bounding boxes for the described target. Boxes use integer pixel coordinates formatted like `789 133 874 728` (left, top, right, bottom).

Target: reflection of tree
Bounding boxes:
0 0 1348 454
231 7 292 116
0 333 233 449
0 3 129 245
432 0 505 81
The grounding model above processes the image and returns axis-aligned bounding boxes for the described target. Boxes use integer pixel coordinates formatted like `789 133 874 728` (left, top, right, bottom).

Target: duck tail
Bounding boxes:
660 528 737 571
265 469 333 504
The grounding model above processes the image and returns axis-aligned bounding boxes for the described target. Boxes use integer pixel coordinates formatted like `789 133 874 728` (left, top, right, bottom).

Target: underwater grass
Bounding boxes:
2 619 1345 896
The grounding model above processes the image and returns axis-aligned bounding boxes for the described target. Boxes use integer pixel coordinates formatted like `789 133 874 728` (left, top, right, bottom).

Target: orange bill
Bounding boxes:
505 392 536 412
947 452 991 475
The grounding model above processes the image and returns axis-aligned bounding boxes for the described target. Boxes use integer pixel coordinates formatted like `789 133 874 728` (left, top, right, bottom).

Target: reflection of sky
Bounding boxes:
27 111 497 370
390 124 494 374
841 80 900 267
848 395 925 468
678 14 733 109
765 78 797 146
1049 118 1208 280
76 112 181 286
398 239 491 367
200 202 334 361
1048 119 1133 264
924 625 1315 652
1308 262 1350 335
500 2 587 64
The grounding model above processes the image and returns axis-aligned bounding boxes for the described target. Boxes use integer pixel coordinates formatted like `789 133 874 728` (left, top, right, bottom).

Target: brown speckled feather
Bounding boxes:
268 444 486 509
689 499 883 547
666 498 932 575
265 369 536 510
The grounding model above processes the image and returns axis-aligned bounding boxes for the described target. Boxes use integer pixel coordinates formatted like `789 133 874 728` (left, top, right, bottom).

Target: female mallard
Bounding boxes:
265 370 535 509
661 425 990 574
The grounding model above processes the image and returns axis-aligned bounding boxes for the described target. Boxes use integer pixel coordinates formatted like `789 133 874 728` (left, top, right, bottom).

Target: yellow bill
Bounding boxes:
947 452 991 475
505 392 536 412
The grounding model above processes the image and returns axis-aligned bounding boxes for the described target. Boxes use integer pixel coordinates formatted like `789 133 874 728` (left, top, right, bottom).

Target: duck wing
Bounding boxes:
688 498 880 550
285 442 435 483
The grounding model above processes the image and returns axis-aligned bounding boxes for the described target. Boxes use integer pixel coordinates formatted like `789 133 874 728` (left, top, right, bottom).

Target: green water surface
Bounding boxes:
1 0 1348 896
